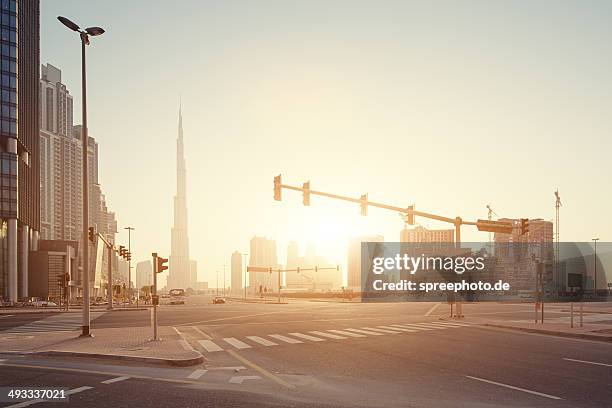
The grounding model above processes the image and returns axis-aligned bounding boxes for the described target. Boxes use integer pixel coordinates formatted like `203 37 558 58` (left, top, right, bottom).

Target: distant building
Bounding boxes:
231 251 242 294
189 260 197 289
249 236 279 293
400 226 454 243
284 242 341 291
347 235 384 291
28 240 78 301
136 260 152 290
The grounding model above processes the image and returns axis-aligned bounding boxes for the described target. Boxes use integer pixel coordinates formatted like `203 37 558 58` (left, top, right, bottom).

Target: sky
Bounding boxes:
41 0 612 287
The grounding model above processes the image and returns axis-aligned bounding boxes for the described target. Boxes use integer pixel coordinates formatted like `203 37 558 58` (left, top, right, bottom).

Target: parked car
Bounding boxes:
212 297 226 304
33 300 58 307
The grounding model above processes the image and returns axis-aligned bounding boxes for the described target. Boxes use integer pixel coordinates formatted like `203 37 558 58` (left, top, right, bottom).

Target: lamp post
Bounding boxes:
593 238 599 295
125 226 135 304
58 16 104 337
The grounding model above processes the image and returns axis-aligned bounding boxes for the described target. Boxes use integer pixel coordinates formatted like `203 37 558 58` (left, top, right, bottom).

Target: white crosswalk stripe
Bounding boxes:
3 311 106 334
414 323 451 329
344 328 384 336
269 334 303 344
199 339 223 352
431 321 471 327
361 327 402 334
378 325 418 332
327 329 366 338
187 369 208 379
395 324 436 331
310 331 347 339
223 337 251 349
246 336 278 346
289 332 325 342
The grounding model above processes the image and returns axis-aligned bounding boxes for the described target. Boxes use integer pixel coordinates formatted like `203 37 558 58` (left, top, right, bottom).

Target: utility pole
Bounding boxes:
125 227 135 305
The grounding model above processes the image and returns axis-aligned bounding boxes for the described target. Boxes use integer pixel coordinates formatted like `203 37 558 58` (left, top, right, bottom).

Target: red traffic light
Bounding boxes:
156 256 168 273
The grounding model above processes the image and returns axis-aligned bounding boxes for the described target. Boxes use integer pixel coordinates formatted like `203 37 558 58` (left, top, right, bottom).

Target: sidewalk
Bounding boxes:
0 325 204 366
449 316 612 342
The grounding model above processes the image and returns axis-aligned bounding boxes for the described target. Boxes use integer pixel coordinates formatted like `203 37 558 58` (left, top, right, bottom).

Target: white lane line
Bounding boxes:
268 334 303 344
396 324 435 331
66 386 94 395
101 376 130 384
328 329 366 338
246 336 278 346
229 375 261 384
362 327 402 334
192 326 213 339
187 369 208 379
563 358 612 367
430 321 471 327
179 339 192 351
378 325 417 333
0 314 13 318
344 328 384 336
409 323 449 329
289 332 325 342
172 326 182 335
465 376 563 400
425 303 440 316
223 337 252 350
199 339 223 352
310 331 346 339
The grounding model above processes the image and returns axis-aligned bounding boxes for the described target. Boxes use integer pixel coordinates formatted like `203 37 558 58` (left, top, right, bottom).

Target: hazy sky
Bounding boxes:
41 1 612 286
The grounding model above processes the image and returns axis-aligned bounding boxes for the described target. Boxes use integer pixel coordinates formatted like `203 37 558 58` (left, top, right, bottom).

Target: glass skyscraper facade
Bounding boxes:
0 0 39 302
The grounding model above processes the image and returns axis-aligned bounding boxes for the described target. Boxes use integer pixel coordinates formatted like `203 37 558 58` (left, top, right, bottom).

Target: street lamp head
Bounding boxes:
58 16 80 32
85 26 105 36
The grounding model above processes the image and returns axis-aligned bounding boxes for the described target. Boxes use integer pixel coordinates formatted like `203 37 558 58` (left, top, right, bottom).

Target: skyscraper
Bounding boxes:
0 0 40 302
249 236 278 293
168 107 193 290
347 235 383 291
231 251 242 294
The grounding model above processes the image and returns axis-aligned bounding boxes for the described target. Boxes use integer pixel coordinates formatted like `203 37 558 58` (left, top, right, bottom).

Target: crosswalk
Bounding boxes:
2 311 106 334
194 321 471 353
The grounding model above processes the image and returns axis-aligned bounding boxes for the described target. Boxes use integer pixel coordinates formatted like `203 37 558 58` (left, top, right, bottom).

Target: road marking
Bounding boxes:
223 337 251 349
345 328 384 336
66 386 94 395
179 339 193 351
226 349 296 390
289 332 325 342
209 366 246 371
187 369 208 379
396 324 435 331
101 376 130 384
268 334 303 344
425 303 440 316
0 314 13 318
191 326 213 339
310 331 346 339
409 323 448 329
430 321 471 327
327 329 366 338
465 376 563 400
378 325 417 332
229 375 262 384
199 339 223 352
563 358 612 367
362 327 402 334
246 336 278 346
172 326 182 335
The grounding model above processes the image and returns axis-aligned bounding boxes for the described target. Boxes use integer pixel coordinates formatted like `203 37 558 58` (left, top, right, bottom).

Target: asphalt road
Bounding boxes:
1 297 611 407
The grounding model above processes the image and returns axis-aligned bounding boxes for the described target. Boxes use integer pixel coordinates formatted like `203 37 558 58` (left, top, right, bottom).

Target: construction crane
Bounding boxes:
486 204 499 248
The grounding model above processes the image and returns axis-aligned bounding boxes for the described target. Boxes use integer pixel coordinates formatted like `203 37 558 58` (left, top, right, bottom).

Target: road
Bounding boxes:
1 296 611 407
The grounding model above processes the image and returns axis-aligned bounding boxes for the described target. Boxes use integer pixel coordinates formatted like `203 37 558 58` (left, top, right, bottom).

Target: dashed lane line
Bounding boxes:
563 358 612 367
101 376 130 384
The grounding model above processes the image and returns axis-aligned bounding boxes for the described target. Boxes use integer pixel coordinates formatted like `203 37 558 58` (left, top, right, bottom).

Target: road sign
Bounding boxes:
152 295 159 306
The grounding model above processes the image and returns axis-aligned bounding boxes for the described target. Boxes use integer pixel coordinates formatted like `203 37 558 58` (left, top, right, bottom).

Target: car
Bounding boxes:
33 300 58 307
212 297 226 304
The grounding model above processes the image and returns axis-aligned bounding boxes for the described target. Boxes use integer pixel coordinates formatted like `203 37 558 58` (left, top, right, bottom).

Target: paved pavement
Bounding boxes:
0 297 610 407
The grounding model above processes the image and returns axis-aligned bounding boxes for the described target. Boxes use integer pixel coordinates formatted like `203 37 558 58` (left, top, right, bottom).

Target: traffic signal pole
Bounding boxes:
152 253 158 341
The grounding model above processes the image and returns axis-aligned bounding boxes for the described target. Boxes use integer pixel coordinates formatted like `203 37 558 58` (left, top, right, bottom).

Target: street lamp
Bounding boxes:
58 16 105 338
593 238 599 295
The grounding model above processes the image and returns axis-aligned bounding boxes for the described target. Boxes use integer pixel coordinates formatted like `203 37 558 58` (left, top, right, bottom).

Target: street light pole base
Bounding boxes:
79 326 94 338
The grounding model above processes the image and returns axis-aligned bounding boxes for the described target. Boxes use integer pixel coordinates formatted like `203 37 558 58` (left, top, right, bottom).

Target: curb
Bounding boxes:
29 350 205 367
482 323 612 343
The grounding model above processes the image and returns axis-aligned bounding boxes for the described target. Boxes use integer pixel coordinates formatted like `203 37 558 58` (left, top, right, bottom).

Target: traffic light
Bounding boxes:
88 226 96 242
126 252 132 262
302 181 310 206
520 218 529 235
156 256 168 273
360 194 368 216
274 175 282 201
119 245 125 257
406 205 415 225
